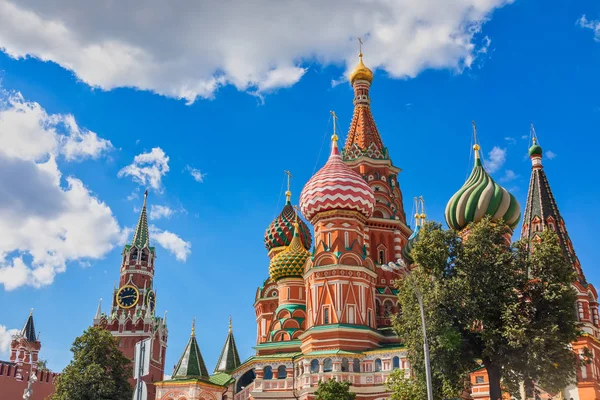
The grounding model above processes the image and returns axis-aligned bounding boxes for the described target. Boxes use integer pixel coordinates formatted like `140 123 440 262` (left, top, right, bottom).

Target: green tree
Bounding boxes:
393 217 582 400
36 359 49 371
51 326 133 400
314 378 356 400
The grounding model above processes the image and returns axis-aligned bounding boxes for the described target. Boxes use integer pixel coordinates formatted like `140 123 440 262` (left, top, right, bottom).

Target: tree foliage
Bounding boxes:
36 359 49 371
314 378 356 400
51 326 133 400
392 217 582 400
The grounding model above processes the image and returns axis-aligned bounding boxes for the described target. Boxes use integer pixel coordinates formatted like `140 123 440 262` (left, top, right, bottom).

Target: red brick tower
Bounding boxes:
341 51 412 331
93 191 168 400
521 129 600 399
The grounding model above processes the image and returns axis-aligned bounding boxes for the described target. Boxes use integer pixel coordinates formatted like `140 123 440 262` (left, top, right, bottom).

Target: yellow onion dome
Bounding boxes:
349 53 374 85
445 144 521 231
269 221 310 281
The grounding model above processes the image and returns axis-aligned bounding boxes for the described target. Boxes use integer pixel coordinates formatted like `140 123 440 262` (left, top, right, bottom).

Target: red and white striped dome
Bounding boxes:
300 137 375 221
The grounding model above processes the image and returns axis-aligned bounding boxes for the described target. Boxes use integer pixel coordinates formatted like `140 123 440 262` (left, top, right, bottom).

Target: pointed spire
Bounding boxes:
472 120 481 160
132 189 149 248
214 317 241 374
21 310 37 342
330 110 340 155
284 170 293 204
172 319 210 380
344 44 386 161
521 127 584 281
95 298 102 319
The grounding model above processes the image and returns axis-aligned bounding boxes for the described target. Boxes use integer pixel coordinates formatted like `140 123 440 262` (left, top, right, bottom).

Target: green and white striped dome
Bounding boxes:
445 146 521 231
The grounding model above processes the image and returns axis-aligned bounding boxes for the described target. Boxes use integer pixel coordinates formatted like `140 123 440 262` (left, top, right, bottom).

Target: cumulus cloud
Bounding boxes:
484 146 506 173
149 205 174 221
499 169 518 183
0 325 19 354
546 150 557 160
118 148 170 191
150 226 191 262
0 89 122 291
186 166 206 183
578 15 600 42
0 0 513 102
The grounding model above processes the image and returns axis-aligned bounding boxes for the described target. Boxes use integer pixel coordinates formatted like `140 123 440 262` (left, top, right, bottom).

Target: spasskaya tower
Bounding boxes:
93 191 168 399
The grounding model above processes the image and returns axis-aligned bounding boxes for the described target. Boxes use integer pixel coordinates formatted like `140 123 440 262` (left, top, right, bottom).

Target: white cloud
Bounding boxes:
150 226 191 262
118 148 170 191
484 146 506 173
0 325 19 355
0 89 123 291
499 169 518 183
578 15 600 42
504 136 516 144
186 166 206 183
546 150 557 160
0 0 513 102
149 205 174 221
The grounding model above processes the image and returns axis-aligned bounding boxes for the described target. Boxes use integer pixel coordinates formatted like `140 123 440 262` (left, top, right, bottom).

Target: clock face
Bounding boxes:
117 285 139 309
146 290 156 313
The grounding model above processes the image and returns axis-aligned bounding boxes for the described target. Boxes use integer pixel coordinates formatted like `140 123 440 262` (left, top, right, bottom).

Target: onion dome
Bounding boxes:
445 143 521 231
349 52 374 85
528 137 543 157
269 221 310 281
264 196 312 253
300 131 375 221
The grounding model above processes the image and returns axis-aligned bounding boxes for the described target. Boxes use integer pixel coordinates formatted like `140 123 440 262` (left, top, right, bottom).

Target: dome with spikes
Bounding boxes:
300 136 375 221
269 222 310 281
402 224 421 265
264 200 312 253
445 145 521 231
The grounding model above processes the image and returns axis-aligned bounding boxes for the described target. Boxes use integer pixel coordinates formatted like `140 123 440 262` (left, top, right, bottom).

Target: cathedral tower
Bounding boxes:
342 50 412 330
521 128 600 398
93 191 167 400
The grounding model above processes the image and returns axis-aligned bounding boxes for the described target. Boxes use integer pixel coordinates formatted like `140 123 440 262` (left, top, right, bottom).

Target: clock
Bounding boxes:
146 290 156 313
117 285 139 309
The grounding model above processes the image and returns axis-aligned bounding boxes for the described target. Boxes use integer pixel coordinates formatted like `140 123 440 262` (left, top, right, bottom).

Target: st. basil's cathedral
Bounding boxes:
2 50 599 400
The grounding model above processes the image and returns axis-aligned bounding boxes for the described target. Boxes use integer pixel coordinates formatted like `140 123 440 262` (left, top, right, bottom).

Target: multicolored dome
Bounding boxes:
349 53 374 85
264 199 312 253
445 144 521 231
402 224 421 265
269 222 310 281
300 134 375 221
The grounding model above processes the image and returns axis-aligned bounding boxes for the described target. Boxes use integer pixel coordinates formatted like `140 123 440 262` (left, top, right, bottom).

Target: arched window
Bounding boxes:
353 358 361 373
277 365 287 379
378 250 385 264
323 358 333 372
141 250 148 262
131 248 138 261
393 357 400 369
263 366 273 380
384 301 393 317
311 360 319 373
341 358 349 372
374 359 382 372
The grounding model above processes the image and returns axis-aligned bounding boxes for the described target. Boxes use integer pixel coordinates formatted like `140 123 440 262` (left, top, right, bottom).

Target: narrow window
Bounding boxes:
263 366 273 380
374 359 382 372
347 305 355 324
378 250 385 264
287 287 290 300
310 360 319 373
344 231 349 248
368 310 372 325
277 365 287 379
327 233 332 249
323 307 330 324
393 357 400 369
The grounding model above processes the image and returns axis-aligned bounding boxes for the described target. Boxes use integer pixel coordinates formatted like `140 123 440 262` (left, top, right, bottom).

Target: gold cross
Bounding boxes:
284 170 293 202
358 37 363 55
330 110 339 141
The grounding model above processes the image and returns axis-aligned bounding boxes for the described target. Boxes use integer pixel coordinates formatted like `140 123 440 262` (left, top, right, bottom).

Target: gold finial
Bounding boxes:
472 120 480 159
419 196 426 221
29 308 34 316
358 37 363 57
284 170 293 203
229 316 232 333
191 317 196 337
330 111 339 143
531 123 538 145
413 197 420 227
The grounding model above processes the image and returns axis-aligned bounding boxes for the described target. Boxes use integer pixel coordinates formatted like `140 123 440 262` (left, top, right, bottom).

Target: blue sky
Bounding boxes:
0 0 599 376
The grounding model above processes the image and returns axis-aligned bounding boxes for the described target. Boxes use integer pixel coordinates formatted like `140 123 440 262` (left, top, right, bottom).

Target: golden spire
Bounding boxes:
531 123 538 145
191 317 196 337
284 170 293 203
330 110 339 144
472 120 480 159
349 37 374 85
229 316 232 333
413 197 421 227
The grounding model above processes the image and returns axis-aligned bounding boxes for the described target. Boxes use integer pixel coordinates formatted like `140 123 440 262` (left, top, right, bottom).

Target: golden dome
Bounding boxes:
349 53 374 85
